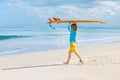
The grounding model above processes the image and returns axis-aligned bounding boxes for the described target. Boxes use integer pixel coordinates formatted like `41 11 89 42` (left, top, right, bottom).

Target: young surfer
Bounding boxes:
63 23 84 65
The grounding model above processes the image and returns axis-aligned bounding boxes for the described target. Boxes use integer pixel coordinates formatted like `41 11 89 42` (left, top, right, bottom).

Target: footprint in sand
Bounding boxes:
84 54 120 65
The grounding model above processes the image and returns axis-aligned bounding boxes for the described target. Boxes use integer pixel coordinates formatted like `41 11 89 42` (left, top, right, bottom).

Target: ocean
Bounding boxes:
0 25 120 55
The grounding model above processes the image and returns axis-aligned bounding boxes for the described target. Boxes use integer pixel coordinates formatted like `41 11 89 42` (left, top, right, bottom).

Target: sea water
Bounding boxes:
0 25 120 55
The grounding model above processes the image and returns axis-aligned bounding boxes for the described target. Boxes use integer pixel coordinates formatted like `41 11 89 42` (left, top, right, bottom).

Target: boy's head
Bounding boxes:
71 23 77 31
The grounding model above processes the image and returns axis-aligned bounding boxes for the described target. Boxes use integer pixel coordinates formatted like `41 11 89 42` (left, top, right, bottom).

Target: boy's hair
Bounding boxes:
71 23 78 31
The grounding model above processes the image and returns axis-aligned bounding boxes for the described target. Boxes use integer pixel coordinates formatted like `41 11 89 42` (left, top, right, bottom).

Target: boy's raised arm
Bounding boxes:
68 22 71 31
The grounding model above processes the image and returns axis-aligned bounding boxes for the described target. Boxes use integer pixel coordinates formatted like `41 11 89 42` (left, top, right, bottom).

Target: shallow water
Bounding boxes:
0 25 120 55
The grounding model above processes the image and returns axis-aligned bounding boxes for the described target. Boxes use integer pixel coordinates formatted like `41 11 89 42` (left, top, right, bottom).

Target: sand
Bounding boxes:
0 42 120 80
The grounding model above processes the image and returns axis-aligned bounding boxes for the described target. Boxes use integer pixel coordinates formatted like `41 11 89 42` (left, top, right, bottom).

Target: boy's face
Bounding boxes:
71 26 76 30
71 26 74 30
71 23 77 31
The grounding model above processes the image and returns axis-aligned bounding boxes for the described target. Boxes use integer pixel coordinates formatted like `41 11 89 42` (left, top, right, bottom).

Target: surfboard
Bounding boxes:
48 17 107 24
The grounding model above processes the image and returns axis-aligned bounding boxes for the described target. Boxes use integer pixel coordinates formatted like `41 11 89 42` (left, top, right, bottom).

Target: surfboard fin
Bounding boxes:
53 17 57 22
56 18 61 22
48 18 53 24
53 17 61 22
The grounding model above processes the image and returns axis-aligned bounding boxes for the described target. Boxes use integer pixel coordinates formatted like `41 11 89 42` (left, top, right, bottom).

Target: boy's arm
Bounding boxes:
68 22 71 31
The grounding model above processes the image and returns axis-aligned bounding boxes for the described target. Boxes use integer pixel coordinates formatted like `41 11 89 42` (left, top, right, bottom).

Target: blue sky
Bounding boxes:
0 0 120 29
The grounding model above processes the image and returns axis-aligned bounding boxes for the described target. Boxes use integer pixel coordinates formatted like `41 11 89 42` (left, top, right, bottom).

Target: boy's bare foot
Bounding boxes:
63 62 69 65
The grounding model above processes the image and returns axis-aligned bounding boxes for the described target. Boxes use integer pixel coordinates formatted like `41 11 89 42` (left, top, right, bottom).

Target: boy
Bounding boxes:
63 23 84 65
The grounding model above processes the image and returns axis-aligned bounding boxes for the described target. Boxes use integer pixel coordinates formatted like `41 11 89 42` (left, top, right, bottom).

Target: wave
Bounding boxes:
0 48 28 55
0 35 31 41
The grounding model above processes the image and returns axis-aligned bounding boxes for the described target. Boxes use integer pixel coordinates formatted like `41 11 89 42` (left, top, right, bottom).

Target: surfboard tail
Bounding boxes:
48 17 61 24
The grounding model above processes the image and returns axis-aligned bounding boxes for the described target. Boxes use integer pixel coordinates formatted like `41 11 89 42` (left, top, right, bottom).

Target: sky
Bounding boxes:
0 0 120 29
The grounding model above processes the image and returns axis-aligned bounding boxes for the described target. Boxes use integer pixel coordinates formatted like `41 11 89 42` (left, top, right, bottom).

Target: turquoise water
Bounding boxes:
0 26 120 55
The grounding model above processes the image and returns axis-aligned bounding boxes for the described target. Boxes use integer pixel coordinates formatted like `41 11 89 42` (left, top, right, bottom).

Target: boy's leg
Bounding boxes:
75 52 84 64
63 51 72 64
74 52 81 59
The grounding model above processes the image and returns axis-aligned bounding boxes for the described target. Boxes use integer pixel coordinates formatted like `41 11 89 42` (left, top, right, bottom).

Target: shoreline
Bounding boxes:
0 41 120 57
0 42 120 80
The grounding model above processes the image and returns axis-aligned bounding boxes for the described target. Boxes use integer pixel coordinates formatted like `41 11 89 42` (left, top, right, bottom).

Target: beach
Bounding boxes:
0 42 120 80
1 0 120 80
